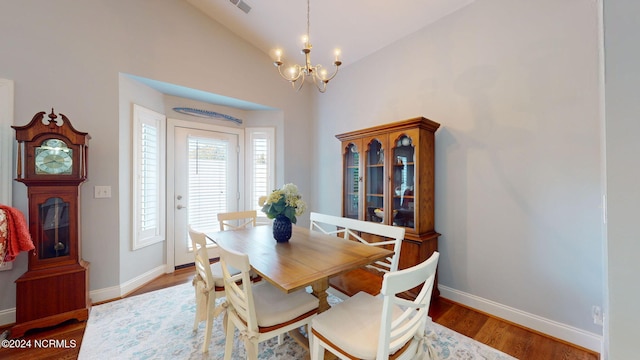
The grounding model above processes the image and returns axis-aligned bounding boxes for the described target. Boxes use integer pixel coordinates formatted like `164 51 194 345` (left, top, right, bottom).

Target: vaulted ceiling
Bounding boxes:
186 0 475 68
143 1 475 110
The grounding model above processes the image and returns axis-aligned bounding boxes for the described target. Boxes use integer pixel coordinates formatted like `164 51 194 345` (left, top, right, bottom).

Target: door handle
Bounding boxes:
177 204 187 210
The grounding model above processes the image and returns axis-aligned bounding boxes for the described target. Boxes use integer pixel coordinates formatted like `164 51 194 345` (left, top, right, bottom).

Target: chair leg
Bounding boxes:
193 288 201 332
277 333 284 345
310 331 325 360
222 309 228 334
203 294 215 353
245 338 259 360
224 318 235 360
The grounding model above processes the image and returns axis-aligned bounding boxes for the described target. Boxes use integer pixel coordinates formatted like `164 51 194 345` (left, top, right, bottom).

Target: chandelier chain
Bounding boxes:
307 0 310 42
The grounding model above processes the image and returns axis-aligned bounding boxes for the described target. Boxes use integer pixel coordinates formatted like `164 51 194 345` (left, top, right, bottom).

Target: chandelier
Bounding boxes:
273 0 342 93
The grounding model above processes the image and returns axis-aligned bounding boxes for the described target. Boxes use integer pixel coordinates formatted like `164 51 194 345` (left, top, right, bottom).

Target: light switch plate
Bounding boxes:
94 185 112 198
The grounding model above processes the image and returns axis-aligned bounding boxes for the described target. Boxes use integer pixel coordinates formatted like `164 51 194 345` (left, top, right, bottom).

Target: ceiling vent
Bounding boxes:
229 0 251 14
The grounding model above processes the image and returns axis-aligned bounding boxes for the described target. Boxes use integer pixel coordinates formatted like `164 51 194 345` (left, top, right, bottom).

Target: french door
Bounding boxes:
170 121 243 267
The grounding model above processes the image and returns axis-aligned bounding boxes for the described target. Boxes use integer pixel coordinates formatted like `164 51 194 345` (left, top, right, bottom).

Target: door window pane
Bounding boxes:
187 136 230 234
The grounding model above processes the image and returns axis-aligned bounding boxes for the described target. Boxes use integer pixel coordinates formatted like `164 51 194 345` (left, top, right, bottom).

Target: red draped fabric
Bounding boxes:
0 204 34 263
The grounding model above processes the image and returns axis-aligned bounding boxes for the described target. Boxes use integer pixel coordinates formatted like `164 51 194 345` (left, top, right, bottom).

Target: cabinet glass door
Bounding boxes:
391 134 416 230
343 143 360 219
365 139 385 223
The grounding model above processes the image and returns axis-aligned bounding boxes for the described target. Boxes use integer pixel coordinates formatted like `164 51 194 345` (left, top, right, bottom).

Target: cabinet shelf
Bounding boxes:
393 195 415 199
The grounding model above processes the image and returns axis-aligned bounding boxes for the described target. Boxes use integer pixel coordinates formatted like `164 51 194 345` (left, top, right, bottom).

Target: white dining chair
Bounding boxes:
188 225 238 353
309 212 405 274
217 210 257 231
219 244 319 360
310 251 440 360
216 210 262 279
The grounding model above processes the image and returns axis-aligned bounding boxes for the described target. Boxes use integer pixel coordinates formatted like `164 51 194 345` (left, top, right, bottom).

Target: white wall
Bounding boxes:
118 75 166 288
0 0 312 314
604 1 640 358
312 0 603 350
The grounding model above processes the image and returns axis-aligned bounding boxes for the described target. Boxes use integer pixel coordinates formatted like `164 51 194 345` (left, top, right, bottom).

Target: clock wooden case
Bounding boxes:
11 109 91 338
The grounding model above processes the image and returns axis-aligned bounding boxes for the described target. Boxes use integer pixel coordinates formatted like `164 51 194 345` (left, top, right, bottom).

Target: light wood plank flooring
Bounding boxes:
0 266 599 360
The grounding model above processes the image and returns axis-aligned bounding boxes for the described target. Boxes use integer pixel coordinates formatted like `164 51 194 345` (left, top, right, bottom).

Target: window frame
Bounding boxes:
0 79 14 205
245 127 275 217
132 104 166 250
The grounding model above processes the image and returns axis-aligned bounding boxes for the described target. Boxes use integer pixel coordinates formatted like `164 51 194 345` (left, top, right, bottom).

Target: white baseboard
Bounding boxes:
0 307 15 328
91 265 167 303
0 265 168 327
439 285 602 353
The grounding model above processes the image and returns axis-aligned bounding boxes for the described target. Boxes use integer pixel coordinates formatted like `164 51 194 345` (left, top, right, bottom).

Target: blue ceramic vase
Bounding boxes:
272 215 292 243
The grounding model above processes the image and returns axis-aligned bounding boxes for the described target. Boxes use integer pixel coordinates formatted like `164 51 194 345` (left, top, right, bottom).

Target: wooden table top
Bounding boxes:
207 225 394 294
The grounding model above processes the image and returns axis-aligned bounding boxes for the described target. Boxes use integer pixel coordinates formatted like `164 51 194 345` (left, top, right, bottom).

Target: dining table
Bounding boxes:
206 224 395 313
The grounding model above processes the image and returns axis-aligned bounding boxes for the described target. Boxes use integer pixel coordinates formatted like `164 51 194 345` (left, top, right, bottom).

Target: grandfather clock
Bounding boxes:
11 109 90 338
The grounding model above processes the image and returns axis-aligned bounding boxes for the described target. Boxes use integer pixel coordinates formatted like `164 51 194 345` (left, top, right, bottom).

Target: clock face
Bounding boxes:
35 139 73 175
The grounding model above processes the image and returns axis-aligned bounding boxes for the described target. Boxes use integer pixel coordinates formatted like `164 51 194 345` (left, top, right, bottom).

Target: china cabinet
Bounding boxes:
336 117 440 297
11 109 91 338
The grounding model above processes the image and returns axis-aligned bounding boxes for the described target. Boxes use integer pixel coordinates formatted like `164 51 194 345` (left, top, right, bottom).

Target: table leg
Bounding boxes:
311 278 330 313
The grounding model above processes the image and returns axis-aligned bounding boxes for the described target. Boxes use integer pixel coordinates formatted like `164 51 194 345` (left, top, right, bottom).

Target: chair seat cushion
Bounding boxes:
252 282 319 327
210 262 240 287
311 292 402 359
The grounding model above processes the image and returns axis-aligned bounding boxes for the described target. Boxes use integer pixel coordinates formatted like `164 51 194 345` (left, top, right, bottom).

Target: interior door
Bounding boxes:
173 125 239 267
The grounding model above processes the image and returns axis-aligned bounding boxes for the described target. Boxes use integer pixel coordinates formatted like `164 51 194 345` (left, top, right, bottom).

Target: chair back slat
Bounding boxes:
219 245 259 332
193 246 215 291
378 251 439 358
218 210 257 231
188 225 209 250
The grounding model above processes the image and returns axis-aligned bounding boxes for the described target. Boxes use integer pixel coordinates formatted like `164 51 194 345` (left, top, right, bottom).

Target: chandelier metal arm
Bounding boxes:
271 0 341 93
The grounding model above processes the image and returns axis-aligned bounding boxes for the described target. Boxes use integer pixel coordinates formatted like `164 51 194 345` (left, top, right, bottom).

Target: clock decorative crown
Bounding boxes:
12 108 90 185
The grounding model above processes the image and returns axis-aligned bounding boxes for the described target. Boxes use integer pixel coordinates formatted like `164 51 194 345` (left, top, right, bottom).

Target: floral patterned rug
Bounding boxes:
78 282 516 359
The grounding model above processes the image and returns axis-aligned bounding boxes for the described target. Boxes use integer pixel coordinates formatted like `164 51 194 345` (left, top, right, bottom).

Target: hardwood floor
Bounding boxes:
0 266 599 360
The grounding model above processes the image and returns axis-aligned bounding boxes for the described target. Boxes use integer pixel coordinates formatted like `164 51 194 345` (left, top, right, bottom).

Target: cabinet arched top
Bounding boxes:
335 116 439 141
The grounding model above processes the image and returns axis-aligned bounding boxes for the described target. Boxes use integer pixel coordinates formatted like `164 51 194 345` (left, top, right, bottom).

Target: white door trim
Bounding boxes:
166 118 244 272
0 79 14 205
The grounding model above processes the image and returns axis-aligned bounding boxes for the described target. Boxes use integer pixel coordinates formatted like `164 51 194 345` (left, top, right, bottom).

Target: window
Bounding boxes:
132 104 166 250
246 128 274 214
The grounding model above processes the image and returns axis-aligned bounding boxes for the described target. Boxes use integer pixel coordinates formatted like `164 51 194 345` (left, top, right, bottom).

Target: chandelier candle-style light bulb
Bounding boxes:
272 0 342 93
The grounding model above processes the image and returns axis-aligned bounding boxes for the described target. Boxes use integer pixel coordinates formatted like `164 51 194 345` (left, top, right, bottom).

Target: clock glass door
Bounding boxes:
38 197 70 259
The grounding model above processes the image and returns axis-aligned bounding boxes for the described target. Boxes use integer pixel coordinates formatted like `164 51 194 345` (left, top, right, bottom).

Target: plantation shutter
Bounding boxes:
140 123 159 233
188 136 229 233
246 128 274 213
133 104 166 250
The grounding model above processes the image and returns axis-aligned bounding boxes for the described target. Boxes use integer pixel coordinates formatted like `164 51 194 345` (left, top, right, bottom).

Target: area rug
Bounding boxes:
78 282 517 359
